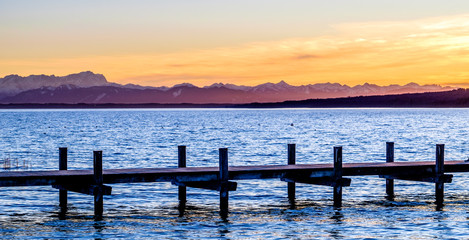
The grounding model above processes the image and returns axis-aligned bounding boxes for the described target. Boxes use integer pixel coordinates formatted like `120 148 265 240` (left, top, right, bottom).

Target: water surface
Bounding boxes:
0 108 468 239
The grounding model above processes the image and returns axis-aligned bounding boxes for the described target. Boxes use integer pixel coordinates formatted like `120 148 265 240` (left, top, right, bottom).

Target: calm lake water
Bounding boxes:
0 108 468 239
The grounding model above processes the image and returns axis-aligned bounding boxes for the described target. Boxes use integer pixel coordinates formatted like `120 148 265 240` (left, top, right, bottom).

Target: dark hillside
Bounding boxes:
238 89 469 108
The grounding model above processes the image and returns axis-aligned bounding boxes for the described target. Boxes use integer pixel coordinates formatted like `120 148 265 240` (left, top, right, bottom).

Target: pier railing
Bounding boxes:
0 142 467 220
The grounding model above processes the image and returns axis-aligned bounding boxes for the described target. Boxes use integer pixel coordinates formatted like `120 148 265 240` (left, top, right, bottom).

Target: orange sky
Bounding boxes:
1 2 469 88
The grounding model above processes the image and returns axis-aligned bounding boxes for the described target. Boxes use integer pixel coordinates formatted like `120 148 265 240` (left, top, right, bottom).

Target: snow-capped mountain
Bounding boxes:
0 72 455 104
0 71 109 97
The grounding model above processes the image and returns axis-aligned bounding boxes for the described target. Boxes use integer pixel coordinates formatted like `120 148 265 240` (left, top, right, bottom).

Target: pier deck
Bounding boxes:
0 160 468 187
0 143 466 220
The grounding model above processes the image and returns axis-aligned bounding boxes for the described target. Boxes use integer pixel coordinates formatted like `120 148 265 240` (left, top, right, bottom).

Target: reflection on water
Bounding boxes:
0 108 468 239
1 196 469 239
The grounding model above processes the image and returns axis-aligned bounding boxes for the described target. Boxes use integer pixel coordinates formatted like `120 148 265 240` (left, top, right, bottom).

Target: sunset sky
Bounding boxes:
1 0 469 87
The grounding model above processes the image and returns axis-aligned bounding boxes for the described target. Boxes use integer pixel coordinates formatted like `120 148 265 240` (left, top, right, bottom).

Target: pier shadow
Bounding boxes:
330 209 343 223
58 209 67 220
176 203 231 221
216 220 231 239
436 202 444 211
328 209 344 239
220 209 229 221
93 221 105 240
57 204 68 220
288 199 296 210
178 202 186 217
385 194 395 202
382 194 445 211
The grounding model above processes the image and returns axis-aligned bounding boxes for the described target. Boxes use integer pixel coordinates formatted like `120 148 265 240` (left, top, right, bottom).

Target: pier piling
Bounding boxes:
287 144 296 203
435 144 445 207
333 147 343 208
219 148 229 219
58 147 68 218
178 145 187 214
386 142 395 200
93 151 104 221
0 142 466 220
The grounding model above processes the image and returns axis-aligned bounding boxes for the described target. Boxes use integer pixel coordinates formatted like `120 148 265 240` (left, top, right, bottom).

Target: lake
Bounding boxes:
0 108 468 239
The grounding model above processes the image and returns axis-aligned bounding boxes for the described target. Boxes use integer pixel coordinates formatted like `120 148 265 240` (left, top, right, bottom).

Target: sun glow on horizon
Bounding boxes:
1 14 469 88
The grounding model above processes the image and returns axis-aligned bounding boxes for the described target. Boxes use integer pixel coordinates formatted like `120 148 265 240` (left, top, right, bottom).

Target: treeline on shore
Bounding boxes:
0 89 468 109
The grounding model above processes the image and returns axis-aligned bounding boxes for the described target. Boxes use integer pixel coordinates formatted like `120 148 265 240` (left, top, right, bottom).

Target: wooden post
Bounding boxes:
287 144 296 202
386 142 395 200
333 147 343 208
219 148 229 219
178 146 187 215
59 147 68 218
435 144 444 207
93 151 103 221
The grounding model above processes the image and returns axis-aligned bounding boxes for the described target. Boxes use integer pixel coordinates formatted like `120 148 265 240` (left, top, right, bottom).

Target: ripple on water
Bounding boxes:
0 108 468 239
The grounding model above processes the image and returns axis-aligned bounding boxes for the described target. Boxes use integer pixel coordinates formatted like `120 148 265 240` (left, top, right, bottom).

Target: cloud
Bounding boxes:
443 81 469 88
2 14 469 87
294 54 320 60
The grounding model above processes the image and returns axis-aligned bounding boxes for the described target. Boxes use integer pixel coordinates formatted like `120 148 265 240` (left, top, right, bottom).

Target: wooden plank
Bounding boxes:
1 161 469 187
282 177 351 187
53 184 112 195
172 180 237 191
379 174 452 183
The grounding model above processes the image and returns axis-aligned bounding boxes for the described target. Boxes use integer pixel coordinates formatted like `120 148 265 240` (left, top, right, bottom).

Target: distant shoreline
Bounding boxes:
0 104 468 109
1 89 468 109
0 103 232 109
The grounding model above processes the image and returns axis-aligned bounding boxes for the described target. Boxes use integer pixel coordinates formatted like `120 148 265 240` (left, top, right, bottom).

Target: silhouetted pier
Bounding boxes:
0 143 467 220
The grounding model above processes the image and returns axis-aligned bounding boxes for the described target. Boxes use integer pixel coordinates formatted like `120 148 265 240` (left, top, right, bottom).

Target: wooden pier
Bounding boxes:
0 143 468 220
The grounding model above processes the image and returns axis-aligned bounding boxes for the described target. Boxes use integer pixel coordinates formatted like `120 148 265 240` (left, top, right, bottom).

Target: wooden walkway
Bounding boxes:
1 161 469 186
0 143 467 220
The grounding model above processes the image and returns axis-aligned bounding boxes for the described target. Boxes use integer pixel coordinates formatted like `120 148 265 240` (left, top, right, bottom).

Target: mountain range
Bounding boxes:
0 71 455 104
239 88 469 108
